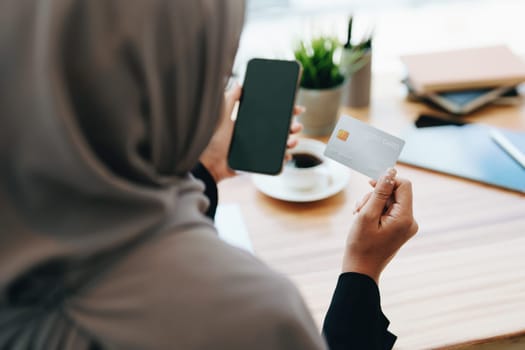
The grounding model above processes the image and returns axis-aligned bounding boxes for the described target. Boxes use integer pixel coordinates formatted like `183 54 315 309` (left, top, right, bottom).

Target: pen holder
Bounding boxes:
341 50 372 108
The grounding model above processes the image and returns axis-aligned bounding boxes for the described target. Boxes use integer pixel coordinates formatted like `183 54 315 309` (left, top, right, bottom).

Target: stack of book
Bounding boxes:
401 46 525 115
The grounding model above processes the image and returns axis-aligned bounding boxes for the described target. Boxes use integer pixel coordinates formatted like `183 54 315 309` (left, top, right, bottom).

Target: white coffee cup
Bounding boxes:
281 139 331 191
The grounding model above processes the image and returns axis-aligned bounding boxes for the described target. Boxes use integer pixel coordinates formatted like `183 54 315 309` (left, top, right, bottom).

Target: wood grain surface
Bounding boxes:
218 72 525 349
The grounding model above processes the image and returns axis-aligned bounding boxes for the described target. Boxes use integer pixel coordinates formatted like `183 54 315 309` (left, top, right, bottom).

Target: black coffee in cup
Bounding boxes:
287 153 323 169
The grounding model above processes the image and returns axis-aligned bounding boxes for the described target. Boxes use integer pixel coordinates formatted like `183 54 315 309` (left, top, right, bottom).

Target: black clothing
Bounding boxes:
192 162 218 218
323 273 396 350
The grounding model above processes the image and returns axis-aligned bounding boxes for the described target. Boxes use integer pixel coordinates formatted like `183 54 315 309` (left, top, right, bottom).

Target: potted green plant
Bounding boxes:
340 16 373 108
294 36 345 136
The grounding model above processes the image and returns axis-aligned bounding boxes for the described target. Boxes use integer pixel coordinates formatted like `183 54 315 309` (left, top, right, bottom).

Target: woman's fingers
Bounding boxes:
360 168 397 220
293 105 306 116
354 192 372 214
224 84 242 120
286 136 299 149
286 120 302 152
290 120 303 134
388 177 414 217
284 107 304 159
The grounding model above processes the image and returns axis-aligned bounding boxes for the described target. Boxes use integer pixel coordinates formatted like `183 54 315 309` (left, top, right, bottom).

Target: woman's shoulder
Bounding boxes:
170 226 326 349
78 224 327 349
66 223 326 349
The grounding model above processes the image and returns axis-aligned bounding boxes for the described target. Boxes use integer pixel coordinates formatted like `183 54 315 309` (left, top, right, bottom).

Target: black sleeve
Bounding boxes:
322 272 397 350
191 162 218 220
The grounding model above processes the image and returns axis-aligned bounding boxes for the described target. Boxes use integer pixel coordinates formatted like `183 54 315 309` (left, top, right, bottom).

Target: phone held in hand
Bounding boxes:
227 58 302 175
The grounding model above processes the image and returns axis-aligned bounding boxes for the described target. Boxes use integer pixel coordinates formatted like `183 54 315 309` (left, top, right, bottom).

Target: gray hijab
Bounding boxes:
0 3 330 349
0 0 243 301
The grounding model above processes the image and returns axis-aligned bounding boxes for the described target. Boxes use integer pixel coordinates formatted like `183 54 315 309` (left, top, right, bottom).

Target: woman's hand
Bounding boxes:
342 169 419 283
199 84 304 183
199 85 241 183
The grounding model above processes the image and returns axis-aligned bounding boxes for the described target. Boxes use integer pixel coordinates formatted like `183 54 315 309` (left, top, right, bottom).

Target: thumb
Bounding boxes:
361 168 397 220
224 83 242 117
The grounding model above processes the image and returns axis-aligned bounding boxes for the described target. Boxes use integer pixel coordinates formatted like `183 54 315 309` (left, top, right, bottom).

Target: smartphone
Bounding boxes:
228 58 302 175
415 114 467 128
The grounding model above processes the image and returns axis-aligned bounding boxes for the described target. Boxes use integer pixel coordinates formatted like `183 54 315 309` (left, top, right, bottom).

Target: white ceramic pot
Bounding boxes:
296 83 343 137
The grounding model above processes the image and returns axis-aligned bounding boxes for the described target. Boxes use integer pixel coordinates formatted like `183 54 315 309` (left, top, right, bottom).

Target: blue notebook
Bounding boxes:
399 124 525 193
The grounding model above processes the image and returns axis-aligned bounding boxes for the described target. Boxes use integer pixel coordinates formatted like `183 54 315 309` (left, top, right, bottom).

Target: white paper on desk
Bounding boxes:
215 204 254 254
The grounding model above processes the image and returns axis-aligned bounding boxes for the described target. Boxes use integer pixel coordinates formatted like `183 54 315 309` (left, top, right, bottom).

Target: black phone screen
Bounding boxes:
228 58 301 175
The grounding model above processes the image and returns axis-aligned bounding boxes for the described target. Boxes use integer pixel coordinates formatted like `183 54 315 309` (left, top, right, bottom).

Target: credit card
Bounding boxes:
324 115 405 179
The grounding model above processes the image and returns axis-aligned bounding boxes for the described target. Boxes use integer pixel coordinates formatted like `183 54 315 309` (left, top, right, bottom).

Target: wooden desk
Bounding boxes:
218 73 525 349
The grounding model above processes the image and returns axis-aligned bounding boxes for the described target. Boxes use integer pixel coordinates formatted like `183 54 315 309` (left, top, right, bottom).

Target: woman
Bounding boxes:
0 1 418 349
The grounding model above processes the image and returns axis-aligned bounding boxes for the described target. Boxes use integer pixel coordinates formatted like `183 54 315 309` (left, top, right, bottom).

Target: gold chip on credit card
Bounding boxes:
337 129 350 141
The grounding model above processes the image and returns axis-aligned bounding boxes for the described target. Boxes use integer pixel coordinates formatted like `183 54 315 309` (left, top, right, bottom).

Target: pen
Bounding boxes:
489 129 525 169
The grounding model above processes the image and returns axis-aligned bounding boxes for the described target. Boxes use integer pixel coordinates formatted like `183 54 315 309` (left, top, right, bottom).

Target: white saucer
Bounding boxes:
252 158 350 202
